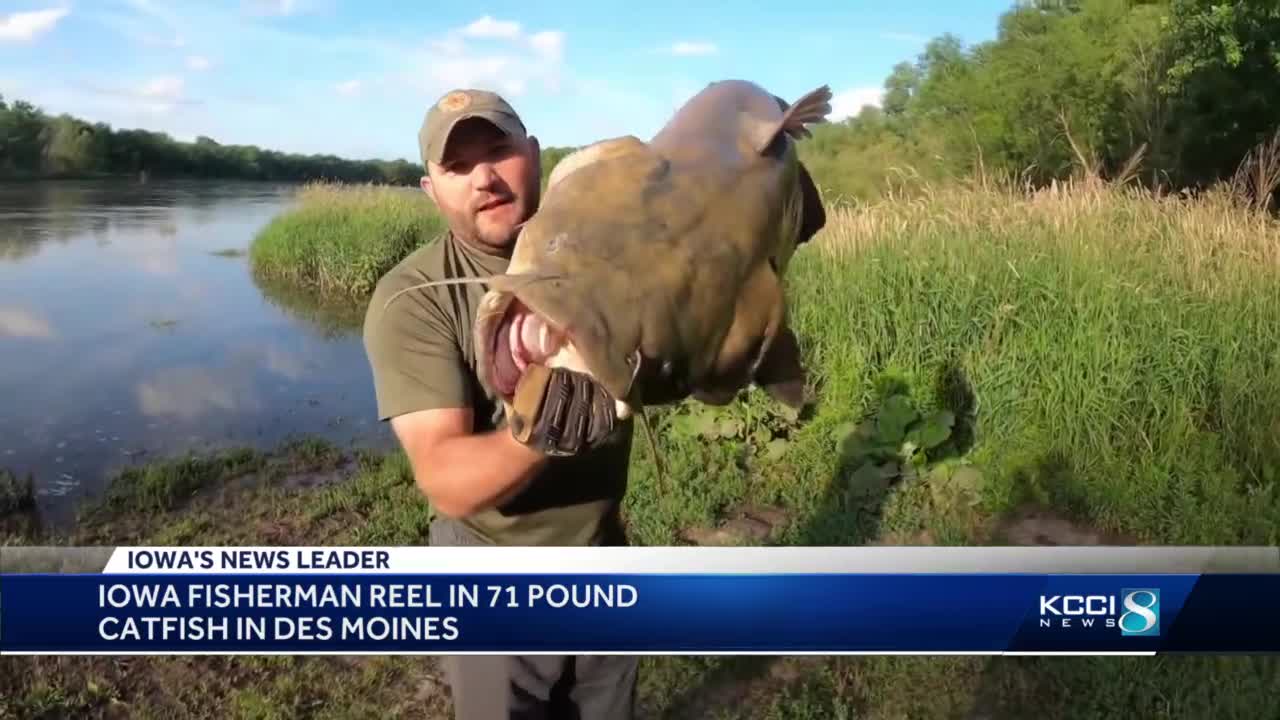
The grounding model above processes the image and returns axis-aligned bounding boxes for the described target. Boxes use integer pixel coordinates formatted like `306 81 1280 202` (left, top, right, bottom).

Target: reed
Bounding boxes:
249 181 444 297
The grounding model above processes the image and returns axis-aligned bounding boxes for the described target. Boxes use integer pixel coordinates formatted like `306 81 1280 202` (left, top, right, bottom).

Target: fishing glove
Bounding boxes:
507 364 617 456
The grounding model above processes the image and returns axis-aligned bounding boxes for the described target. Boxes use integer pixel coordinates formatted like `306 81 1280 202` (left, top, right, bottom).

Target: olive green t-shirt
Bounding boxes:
362 231 633 546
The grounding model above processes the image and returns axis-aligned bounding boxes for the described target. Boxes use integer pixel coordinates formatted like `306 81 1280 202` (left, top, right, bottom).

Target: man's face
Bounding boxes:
422 118 541 255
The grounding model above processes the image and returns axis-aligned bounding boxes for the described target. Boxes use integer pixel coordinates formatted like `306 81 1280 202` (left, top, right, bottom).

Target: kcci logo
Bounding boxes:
1038 588 1160 636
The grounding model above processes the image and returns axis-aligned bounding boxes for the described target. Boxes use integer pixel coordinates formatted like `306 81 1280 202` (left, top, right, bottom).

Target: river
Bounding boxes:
0 179 399 523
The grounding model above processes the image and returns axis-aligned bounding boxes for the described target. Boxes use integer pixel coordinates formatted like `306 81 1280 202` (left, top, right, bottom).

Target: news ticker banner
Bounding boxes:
2 546 1278 655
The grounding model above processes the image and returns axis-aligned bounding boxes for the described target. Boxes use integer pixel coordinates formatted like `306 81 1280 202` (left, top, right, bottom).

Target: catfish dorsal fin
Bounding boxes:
754 84 833 155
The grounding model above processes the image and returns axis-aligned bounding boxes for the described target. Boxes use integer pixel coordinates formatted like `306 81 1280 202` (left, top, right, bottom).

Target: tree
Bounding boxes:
1160 0 1280 186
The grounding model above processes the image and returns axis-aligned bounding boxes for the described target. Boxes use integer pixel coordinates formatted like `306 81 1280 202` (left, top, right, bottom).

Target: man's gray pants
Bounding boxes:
429 517 639 719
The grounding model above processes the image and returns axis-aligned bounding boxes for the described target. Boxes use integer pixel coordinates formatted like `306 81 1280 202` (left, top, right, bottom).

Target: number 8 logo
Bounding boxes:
1119 589 1160 636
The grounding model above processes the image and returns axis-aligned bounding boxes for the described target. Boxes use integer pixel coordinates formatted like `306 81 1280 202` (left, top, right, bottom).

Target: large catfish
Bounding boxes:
392 79 830 426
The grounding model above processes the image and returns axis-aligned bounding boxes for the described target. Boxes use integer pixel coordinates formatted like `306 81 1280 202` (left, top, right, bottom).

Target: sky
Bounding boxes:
0 0 1015 163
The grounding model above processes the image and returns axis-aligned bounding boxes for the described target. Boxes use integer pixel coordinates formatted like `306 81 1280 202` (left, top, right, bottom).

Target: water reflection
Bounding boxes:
135 343 311 420
253 270 367 340
0 180 395 525
0 180 289 266
0 306 54 338
136 365 261 420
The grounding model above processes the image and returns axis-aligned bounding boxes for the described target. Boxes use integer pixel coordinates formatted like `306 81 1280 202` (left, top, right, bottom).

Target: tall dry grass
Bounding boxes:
782 176 1278 544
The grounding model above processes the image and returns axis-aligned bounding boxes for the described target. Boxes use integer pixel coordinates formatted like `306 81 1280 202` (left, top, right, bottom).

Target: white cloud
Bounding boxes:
139 75 184 100
136 75 187 114
500 77 526 97
0 7 69 42
429 35 466 56
830 86 883 120
243 0 302 16
185 55 212 71
462 15 521 40
334 79 361 96
667 41 717 57
94 2 185 48
426 56 511 90
406 17 568 98
528 30 563 61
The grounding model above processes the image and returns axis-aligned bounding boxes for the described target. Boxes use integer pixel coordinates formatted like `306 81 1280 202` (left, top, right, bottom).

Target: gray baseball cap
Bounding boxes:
418 88 528 167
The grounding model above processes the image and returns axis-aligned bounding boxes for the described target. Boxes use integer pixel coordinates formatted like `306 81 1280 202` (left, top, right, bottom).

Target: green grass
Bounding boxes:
622 177 1280 550
64 438 411 547
4 177 1280 718
248 181 444 297
95 447 267 516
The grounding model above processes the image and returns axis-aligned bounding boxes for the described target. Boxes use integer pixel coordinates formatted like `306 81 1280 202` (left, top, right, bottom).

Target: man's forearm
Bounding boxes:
413 428 548 517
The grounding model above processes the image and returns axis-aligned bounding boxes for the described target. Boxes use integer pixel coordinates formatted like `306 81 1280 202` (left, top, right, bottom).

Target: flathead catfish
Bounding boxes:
390 79 831 424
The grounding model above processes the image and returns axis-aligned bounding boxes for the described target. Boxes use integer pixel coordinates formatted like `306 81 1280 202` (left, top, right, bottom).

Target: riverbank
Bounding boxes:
6 174 1280 717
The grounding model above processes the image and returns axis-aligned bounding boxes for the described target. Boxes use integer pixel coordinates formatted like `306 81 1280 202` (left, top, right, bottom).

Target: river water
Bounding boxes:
0 180 400 523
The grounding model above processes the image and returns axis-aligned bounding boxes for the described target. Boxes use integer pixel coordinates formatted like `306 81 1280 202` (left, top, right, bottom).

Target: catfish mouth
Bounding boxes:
486 297 567 399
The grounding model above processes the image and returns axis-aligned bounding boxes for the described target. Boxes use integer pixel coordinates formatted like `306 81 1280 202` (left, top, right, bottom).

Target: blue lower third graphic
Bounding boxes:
1119 588 1160 637
4 574 1278 652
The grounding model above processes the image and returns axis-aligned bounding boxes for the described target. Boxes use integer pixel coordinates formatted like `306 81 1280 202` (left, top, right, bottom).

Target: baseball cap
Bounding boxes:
418 88 528 167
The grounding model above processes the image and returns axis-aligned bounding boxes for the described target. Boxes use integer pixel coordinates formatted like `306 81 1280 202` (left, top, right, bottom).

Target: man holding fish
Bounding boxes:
362 89 639 718
364 76 831 718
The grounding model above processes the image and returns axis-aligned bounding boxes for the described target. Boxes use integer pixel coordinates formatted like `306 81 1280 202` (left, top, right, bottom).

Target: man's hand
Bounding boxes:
507 364 617 456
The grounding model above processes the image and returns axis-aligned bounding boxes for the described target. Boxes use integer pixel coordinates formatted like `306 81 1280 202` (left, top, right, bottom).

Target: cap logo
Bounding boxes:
438 91 471 112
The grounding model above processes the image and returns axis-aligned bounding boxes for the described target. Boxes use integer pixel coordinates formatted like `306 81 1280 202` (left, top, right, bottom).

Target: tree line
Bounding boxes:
798 0 1280 206
0 90 584 186
0 95 427 184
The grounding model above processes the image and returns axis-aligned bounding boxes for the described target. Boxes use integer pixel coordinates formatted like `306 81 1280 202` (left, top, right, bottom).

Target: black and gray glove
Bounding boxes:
507 364 618 456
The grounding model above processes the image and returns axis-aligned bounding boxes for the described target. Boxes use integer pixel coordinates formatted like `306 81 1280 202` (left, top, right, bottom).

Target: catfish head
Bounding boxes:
472 135 680 422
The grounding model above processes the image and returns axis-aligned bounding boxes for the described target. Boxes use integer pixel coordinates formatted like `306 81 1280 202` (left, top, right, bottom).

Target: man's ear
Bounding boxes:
419 175 436 204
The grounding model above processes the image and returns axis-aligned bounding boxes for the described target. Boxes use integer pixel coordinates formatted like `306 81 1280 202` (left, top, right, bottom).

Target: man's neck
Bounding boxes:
451 231 513 261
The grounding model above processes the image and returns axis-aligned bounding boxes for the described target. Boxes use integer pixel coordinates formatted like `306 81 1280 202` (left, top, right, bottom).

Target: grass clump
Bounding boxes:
97 447 265 516
249 181 444 297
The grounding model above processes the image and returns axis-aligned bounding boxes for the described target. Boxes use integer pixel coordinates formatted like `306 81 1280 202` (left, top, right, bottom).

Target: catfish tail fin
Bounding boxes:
755 84 833 154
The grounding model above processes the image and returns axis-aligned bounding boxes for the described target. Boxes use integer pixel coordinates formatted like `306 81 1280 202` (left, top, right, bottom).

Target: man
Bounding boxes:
362 89 638 718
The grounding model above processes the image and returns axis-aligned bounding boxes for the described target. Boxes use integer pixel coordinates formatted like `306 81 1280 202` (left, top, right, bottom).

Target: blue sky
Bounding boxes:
0 0 1014 162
